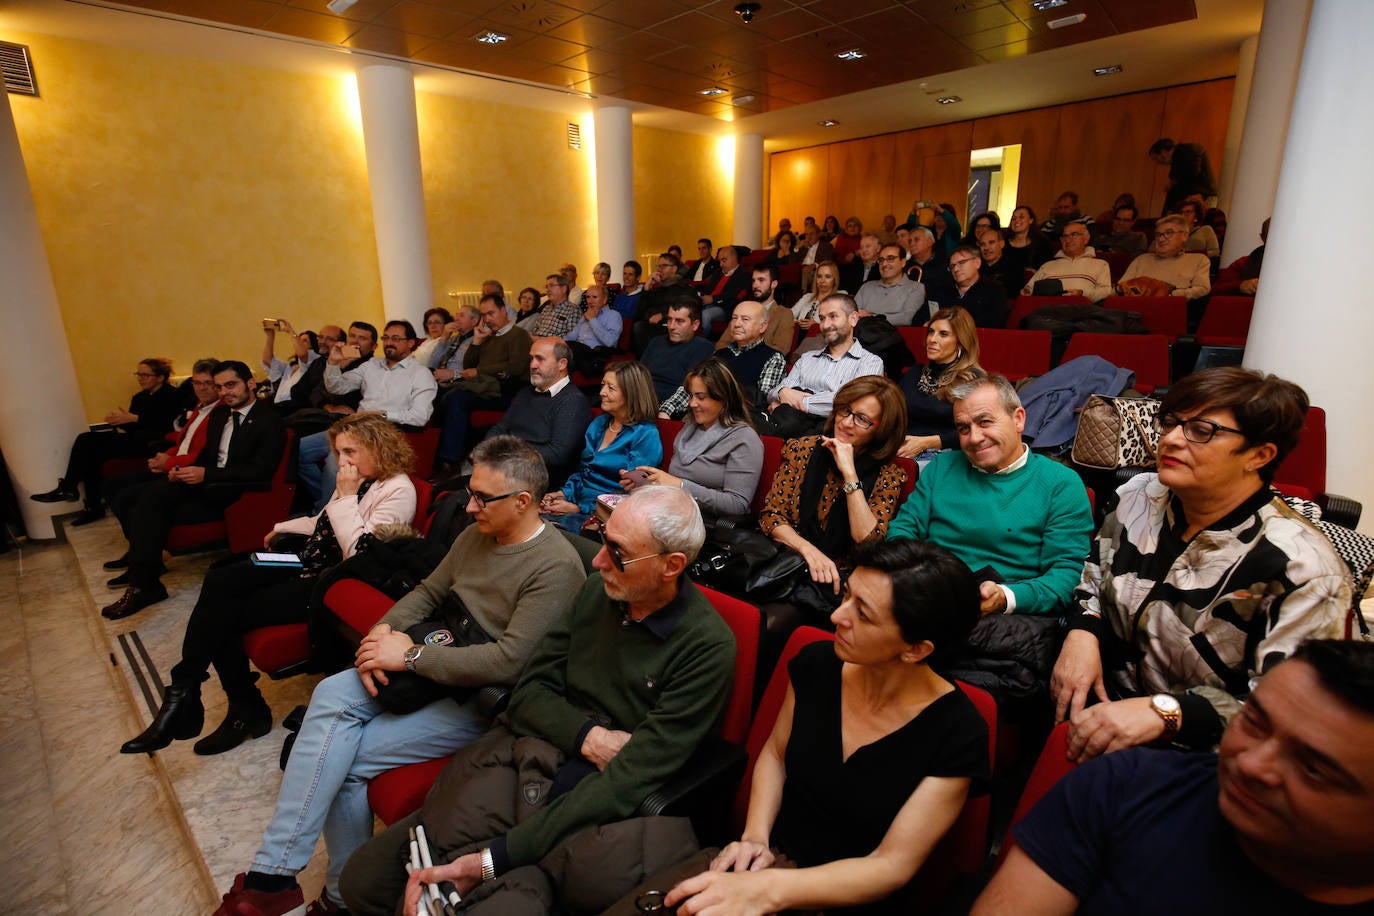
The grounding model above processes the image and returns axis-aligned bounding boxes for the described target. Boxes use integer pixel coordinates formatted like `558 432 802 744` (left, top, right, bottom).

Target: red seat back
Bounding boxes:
1196 295 1254 347
323 578 395 637
656 417 684 469
977 328 1052 381
410 475 434 533
696 585 761 746
897 325 926 363
1103 295 1186 342
1273 405 1326 498
752 434 786 516
1060 333 1170 393
895 456 918 501
402 427 440 478
1102 250 1135 283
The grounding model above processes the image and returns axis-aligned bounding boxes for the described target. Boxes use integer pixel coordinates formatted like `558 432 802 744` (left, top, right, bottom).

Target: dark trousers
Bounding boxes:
437 389 509 463
64 429 152 509
120 480 227 587
170 560 313 697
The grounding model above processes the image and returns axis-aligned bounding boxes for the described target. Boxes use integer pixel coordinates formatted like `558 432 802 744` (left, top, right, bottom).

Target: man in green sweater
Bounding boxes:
340 485 737 914
213 436 586 916
889 375 1093 615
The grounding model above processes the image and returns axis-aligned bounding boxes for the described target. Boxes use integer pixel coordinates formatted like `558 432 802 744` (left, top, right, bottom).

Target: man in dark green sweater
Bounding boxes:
341 485 736 914
889 375 1093 616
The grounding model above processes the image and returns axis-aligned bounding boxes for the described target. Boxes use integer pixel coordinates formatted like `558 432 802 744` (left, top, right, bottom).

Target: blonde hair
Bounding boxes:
327 413 415 480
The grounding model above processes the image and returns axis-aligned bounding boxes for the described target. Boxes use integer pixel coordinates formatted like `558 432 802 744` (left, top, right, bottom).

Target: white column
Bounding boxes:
593 106 635 272
0 89 88 539
1244 0 1374 534
356 64 434 324
1216 34 1256 214
733 133 765 247
1220 0 1311 263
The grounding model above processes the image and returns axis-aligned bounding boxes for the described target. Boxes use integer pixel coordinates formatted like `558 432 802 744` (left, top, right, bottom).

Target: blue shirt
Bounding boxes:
560 414 664 514
566 307 623 349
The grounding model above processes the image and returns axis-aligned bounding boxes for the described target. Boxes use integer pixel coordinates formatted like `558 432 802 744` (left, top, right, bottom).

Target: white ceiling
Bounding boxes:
1 0 1261 150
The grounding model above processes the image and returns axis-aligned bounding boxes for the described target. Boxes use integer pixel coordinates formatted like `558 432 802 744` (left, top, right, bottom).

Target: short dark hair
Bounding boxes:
479 293 507 312
1058 190 1079 205
1161 366 1309 483
624 260 642 278
698 237 713 249
667 244 683 258
1149 137 1176 156
215 359 253 382
546 273 569 289
384 319 417 341
1291 640 1374 717
850 539 980 666
659 251 682 270
753 263 780 283
349 321 378 345
1115 205 1139 221
668 301 703 325
422 307 453 328
191 358 220 376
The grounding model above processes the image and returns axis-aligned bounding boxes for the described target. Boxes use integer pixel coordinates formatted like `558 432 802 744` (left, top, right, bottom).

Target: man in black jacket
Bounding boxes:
102 360 287 619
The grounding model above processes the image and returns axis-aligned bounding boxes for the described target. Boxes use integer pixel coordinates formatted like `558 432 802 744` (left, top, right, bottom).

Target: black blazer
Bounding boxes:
708 269 752 316
686 257 722 285
195 400 288 489
843 260 880 293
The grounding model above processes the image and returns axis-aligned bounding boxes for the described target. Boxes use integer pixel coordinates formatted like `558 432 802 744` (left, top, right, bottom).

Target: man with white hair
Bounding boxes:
340 485 737 915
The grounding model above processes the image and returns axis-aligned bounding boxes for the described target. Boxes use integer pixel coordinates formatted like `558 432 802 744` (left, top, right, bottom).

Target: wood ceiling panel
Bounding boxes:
570 74 630 95
560 47 629 74
517 33 589 64
589 0 694 31
749 8 834 43
802 0 904 27
481 0 581 33
261 8 361 44
370 2 473 39
282 0 399 23
393 0 500 14
929 3 1019 36
544 13 636 46
1099 0 1198 32
344 24 436 56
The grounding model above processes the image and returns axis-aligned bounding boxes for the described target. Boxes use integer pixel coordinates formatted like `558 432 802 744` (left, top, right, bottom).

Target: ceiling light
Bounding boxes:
818 119 839 127
473 30 510 44
1094 64 1123 76
700 86 728 96
1047 13 1087 29
936 96 961 105
835 49 866 61
732 94 756 104
326 0 358 13
1031 0 1068 10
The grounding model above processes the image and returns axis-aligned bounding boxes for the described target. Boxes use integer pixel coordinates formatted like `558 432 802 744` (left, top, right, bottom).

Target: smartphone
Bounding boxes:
341 344 362 360
624 468 652 485
273 318 289 331
251 552 303 568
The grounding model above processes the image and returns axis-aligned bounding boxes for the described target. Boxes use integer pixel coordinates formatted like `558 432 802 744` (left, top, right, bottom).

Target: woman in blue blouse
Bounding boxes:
539 360 662 530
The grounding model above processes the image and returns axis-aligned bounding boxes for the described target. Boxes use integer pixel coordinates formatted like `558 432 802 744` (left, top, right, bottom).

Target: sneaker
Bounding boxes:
305 895 349 916
212 873 305 916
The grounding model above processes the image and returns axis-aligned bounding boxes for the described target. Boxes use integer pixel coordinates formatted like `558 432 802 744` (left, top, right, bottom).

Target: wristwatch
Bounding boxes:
480 847 496 882
1150 693 1182 740
841 480 863 495
403 644 424 673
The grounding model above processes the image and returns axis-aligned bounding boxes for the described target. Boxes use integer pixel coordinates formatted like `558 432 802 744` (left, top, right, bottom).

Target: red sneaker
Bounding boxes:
212 873 305 916
305 895 349 915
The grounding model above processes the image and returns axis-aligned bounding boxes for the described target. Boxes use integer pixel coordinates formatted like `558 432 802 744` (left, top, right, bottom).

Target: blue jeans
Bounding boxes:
297 431 338 513
250 669 488 904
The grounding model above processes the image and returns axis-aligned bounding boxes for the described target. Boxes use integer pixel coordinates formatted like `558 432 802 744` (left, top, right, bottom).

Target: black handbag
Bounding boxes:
372 593 495 714
689 519 806 603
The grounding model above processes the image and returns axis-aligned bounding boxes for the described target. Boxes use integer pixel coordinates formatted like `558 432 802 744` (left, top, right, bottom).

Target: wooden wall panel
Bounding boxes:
1050 91 1166 221
922 151 976 219
970 107 1062 217
1151 79 1235 215
769 146 828 238
825 133 897 230
888 154 925 226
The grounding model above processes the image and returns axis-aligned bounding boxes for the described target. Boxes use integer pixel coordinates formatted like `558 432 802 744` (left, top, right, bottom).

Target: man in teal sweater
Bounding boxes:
889 375 1092 615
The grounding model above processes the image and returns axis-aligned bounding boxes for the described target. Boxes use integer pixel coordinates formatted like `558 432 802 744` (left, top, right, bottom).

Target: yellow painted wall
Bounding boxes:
632 126 732 261
9 30 383 419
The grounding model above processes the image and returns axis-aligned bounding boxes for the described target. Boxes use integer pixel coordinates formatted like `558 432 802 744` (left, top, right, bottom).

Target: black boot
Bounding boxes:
71 505 106 526
194 693 272 756
31 479 79 503
120 684 204 754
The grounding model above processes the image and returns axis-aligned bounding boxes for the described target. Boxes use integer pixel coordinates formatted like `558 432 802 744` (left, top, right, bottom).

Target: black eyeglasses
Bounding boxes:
468 489 523 509
600 533 663 571
1157 412 1245 444
949 258 979 269
836 406 876 429
877 255 902 263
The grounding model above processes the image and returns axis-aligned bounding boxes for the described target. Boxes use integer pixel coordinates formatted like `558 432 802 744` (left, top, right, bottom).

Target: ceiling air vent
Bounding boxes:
1 41 37 97
567 122 582 150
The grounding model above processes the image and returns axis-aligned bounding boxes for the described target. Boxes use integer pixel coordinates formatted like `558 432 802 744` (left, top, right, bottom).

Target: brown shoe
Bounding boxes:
101 584 168 620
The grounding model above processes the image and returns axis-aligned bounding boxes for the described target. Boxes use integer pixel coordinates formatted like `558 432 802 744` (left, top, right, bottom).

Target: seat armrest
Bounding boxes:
1320 494 1363 530
637 739 747 818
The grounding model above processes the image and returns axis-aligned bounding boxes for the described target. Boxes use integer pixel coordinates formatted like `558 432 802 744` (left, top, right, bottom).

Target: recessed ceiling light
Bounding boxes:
1031 0 1068 10
1094 64 1123 76
474 30 510 44
326 0 358 13
733 95 756 104
936 96 961 105
835 49 866 61
1047 12 1087 29
818 119 839 127
700 86 728 96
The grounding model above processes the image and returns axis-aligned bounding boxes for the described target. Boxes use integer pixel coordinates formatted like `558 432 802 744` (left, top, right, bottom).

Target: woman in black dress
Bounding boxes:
666 539 988 915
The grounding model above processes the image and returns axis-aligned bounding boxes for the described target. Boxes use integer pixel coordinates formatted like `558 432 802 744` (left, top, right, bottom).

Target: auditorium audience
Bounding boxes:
898 307 984 459
412 307 452 369
842 232 883 292
1179 198 1221 259
1022 221 1111 301
767 229 802 266
855 243 926 326
633 252 697 353
903 225 954 305
1039 191 1087 241
790 259 846 330
798 223 834 267
977 228 1024 303
562 283 622 374
1050 367 1350 763
539 360 661 531
631 358 764 519
513 286 541 323
933 206 963 259
482 338 592 487
686 237 721 285
663 300 784 417
833 216 864 265
259 320 319 411
714 264 795 356
643 302 715 402
279 321 377 429
1092 204 1148 256
947 243 1009 327
559 262 585 307
611 260 644 319
1151 136 1217 214
428 304 480 384
590 261 612 289
700 244 751 328
1116 214 1211 299
524 273 581 339
822 214 842 242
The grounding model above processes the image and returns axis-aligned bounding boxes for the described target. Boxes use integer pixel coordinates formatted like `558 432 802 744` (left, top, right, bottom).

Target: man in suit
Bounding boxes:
102 360 287 619
699 244 751 329
799 223 834 266
842 233 883 292
686 237 721 285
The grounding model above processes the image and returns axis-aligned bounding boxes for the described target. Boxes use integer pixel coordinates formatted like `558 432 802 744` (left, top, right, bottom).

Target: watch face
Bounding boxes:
404 646 421 661
1154 694 1181 714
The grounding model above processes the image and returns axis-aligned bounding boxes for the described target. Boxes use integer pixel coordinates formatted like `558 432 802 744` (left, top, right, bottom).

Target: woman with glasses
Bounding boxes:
1050 367 1350 764
899 307 985 461
119 413 418 757
623 358 764 519
412 307 454 370
539 360 662 531
653 540 988 916
759 376 909 626
766 229 803 266
31 356 183 525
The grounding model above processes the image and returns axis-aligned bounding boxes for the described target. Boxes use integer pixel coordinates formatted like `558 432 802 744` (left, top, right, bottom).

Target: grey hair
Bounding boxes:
191 357 220 375
481 279 505 299
621 485 705 564
1155 213 1189 234
456 303 480 321
470 435 549 501
911 226 935 242
951 373 1021 415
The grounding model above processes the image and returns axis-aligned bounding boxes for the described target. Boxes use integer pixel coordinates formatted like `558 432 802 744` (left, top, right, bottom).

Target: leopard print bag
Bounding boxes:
1071 394 1161 469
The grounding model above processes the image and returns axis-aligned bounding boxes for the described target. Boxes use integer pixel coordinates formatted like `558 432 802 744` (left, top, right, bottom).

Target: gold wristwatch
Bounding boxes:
1150 693 1182 739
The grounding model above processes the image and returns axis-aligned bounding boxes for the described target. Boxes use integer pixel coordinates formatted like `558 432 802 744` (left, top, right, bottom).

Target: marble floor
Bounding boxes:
2 516 330 914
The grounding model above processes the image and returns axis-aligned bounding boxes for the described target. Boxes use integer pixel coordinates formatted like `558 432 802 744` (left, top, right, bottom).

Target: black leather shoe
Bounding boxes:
101 584 168 620
120 684 203 754
71 507 106 526
106 571 133 588
103 553 130 571
193 700 272 756
31 481 79 503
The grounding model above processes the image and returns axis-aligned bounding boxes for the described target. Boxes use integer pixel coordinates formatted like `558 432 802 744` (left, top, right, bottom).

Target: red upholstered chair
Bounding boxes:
467 409 505 434
1271 406 1362 526
1196 295 1254 348
751 435 786 516
1102 250 1135 284
401 427 440 479
167 430 296 555
977 329 1052 381
897 325 926 364
1005 295 1088 329
656 417 683 468
896 456 918 501
1103 296 1187 342
998 722 1075 862
1059 333 1170 394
